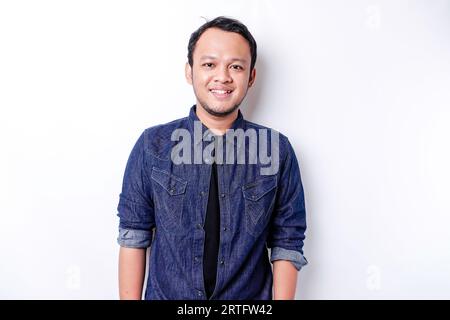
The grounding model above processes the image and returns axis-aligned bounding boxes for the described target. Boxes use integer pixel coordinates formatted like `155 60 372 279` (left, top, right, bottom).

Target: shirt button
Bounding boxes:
220 260 224 265
197 291 203 297
220 193 225 198
196 223 203 230
169 188 175 194
194 256 199 262
200 191 205 196
223 227 227 231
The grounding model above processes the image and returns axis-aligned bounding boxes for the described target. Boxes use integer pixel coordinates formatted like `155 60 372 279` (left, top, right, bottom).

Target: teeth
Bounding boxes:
211 89 231 94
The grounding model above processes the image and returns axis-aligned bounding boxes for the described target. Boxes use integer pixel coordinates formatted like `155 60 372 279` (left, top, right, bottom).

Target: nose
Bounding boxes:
214 65 232 83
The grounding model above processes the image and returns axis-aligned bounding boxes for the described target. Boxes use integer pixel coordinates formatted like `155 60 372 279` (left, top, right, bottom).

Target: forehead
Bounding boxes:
193 28 251 62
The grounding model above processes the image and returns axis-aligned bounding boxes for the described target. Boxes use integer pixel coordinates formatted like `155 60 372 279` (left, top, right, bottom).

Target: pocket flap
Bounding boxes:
242 176 277 201
151 167 187 195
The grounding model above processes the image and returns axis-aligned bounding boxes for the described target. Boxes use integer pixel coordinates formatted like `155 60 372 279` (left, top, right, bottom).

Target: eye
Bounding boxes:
202 63 214 68
231 65 244 70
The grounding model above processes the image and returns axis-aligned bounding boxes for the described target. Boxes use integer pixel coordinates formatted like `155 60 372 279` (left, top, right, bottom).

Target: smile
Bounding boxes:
209 89 233 100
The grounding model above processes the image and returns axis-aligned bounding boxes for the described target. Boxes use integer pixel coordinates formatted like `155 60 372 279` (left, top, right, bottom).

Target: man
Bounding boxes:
117 16 308 300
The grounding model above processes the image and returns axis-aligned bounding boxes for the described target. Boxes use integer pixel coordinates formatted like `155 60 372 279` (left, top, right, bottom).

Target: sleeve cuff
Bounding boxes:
117 227 152 248
270 247 308 271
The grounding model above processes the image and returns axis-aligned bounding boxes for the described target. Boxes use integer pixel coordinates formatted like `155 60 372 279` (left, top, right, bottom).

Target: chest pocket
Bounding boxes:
151 167 187 232
242 175 278 237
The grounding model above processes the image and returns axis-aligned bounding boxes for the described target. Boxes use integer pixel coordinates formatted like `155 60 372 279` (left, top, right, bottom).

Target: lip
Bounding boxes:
209 88 233 100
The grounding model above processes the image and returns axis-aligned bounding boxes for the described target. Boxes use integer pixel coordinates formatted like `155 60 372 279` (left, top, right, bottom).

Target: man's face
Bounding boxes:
186 28 256 117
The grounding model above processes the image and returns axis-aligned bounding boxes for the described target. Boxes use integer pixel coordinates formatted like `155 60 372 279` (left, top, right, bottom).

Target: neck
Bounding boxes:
195 103 238 136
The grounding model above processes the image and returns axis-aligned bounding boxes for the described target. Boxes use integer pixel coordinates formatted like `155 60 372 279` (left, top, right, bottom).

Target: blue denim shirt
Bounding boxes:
117 105 308 300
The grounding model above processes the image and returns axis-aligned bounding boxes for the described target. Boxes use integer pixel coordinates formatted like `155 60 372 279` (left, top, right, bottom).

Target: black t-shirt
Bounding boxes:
203 152 220 299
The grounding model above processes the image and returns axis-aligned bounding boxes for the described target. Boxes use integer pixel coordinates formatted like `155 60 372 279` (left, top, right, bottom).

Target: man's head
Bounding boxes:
185 16 257 118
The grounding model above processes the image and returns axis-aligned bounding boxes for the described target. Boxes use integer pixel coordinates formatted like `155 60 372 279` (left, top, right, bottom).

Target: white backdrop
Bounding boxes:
1 0 449 299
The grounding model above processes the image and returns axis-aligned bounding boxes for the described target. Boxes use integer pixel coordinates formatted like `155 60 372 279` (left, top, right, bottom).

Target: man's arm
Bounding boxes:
273 260 298 300
116 130 155 299
119 247 146 300
267 137 308 299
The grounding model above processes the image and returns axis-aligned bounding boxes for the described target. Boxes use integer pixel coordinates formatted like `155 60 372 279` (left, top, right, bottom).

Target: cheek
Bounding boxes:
192 78 207 93
234 80 249 95
193 70 210 84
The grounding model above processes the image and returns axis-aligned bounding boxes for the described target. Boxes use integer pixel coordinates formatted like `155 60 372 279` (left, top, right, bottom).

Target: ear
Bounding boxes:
248 68 256 88
185 62 193 85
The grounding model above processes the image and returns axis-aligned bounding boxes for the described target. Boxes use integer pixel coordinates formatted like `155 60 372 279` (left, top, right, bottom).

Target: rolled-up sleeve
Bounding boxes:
267 138 308 271
117 129 155 249
270 247 308 271
117 227 152 248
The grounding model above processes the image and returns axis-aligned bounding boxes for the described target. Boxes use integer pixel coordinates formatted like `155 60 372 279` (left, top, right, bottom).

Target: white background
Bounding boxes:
1 0 449 299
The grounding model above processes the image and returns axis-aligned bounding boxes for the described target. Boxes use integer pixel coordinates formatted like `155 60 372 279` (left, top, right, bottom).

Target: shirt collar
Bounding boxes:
187 104 245 145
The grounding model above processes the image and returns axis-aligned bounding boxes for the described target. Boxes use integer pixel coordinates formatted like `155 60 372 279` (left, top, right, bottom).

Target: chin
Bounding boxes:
202 102 238 117
213 105 233 113
213 104 236 113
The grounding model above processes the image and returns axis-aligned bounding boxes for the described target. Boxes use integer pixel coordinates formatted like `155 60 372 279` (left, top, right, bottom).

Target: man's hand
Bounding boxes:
272 260 298 300
119 247 146 299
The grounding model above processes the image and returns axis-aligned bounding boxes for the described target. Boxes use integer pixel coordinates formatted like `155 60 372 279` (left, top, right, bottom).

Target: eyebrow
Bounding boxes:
199 55 248 64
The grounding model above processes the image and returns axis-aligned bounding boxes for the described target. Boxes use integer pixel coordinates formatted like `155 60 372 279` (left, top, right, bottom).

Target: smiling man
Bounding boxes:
117 16 308 300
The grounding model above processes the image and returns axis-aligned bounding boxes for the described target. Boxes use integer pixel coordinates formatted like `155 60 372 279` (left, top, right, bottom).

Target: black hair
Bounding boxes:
187 16 257 71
